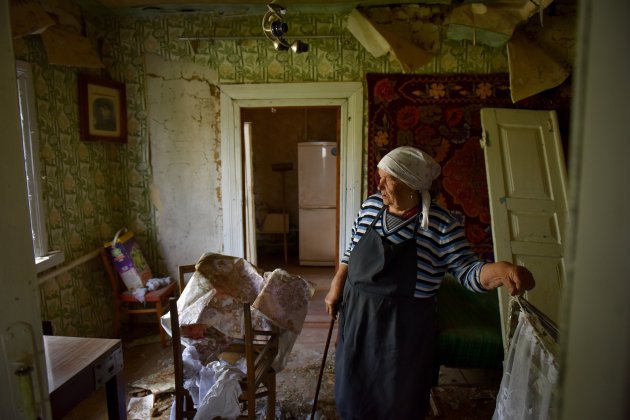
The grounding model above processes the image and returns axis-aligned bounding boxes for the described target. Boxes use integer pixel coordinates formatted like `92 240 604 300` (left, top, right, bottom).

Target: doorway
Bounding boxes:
242 106 340 270
219 82 364 265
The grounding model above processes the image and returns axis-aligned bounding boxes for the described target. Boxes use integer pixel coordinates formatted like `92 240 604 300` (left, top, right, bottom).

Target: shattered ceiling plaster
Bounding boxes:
348 1 575 100
10 0 104 67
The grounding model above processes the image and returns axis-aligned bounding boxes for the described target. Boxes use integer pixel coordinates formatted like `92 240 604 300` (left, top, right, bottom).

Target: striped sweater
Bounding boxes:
341 194 488 298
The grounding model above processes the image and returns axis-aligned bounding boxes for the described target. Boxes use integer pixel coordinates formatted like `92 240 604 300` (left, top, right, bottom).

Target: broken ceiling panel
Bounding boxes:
346 8 389 57
346 5 442 72
520 1 576 70
10 0 56 38
370 22 436 72
11 0 104 68
445 0 555 47
41 0 84 30
41 26 104 68
507 30 569 102
446 5 519 47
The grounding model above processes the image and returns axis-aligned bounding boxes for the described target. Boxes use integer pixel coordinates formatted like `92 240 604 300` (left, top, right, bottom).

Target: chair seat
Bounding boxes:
119 280 178 302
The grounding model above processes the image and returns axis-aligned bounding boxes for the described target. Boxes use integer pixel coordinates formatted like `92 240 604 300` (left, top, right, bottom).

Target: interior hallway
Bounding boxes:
62 250 502 419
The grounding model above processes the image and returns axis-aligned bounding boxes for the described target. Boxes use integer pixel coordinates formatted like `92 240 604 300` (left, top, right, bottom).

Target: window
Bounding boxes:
16 60 64 272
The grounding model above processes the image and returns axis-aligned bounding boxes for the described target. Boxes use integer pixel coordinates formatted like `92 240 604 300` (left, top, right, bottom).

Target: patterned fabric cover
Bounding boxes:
253 268 316 334
167 252 314 366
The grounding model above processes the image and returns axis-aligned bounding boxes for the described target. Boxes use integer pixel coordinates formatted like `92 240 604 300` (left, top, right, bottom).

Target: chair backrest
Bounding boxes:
169 297 197 420
177 264 196 295
242 302 279 390
100 248 124 296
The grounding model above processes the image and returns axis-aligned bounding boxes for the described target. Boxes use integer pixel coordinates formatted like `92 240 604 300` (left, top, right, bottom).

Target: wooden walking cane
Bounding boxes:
310 315 336 419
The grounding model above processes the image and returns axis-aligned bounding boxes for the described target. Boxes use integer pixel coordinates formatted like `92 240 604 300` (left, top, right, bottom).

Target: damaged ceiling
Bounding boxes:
11 0 576 101
344 0 575 101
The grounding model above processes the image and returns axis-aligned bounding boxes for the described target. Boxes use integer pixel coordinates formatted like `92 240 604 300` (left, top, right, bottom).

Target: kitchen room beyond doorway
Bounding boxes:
242 106 341 271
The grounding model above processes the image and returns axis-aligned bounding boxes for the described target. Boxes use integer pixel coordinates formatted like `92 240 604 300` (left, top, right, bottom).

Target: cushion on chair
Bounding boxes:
435 275 503 370
119 280 178 303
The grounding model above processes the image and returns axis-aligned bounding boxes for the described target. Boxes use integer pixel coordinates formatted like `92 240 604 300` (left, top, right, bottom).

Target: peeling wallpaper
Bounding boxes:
14 9 508 337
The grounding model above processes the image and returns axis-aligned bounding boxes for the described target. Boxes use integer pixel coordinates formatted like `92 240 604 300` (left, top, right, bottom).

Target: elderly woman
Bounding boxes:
325 146 535 419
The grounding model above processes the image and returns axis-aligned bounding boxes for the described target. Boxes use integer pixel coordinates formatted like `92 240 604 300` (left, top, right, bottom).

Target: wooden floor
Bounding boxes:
62 251 502 419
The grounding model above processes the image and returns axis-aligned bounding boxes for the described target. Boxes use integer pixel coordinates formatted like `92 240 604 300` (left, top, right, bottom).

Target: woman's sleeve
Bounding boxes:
440 219 488 292
340 209 362 265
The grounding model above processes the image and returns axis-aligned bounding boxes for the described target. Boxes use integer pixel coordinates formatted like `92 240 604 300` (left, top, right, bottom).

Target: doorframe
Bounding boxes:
220 82 363 259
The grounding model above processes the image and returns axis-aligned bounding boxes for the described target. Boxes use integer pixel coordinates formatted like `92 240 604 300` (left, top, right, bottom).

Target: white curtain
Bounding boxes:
493 299 559 420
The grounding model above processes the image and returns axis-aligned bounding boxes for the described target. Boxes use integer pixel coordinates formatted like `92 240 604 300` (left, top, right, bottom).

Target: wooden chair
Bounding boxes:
234 301 279 419
169 297 279 420
100 248 178 347
177 264 196 295
169 297 197 420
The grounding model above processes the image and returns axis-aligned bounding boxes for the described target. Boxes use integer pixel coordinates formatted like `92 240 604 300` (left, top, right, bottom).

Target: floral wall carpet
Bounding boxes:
366 73 571 259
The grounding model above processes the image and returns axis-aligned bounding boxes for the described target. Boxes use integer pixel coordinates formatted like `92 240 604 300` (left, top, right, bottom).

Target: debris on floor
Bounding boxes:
126 394 154 420
428 385 499 419
127 361 177 418
130 365 175 394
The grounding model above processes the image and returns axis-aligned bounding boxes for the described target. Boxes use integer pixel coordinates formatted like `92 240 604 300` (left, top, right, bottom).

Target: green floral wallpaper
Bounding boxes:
14 7 508 338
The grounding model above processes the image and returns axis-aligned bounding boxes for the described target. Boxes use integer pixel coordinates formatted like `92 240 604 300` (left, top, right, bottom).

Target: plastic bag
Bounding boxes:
103 228 152 291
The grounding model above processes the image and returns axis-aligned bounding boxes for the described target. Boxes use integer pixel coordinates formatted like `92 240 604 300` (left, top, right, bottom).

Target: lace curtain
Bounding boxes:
493 298 559 420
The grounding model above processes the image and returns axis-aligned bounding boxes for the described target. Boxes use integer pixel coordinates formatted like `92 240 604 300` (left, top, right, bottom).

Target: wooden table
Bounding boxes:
44 336 126 419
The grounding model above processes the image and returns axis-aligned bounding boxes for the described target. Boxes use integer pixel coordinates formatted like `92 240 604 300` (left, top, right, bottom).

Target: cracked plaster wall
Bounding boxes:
145 53 222 277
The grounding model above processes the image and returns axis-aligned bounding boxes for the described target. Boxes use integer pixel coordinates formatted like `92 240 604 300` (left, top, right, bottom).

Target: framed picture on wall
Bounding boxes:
78 74 127 143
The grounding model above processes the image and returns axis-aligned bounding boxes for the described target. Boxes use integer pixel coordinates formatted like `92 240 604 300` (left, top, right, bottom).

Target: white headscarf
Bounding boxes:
377 146 441 230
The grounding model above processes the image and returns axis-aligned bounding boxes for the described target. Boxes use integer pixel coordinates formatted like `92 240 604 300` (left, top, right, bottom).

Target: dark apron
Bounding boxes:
335 208 436 420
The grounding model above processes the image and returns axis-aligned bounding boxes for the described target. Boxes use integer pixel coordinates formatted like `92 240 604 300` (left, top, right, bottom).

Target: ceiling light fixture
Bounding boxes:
262 3 309 53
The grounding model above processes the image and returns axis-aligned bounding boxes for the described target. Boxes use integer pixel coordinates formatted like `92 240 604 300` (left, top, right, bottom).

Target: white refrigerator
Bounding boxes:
298 142 337 266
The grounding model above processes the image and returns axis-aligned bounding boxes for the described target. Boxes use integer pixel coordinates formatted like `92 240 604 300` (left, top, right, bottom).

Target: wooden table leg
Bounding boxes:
105 372 127 420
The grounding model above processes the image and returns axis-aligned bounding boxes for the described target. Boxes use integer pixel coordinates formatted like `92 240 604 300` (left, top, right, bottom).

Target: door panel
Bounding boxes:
243 122 257 265
1 22 50 417
481 108 568 347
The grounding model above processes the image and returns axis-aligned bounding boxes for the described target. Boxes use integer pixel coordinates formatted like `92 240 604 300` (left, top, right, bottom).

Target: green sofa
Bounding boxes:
433 274 504 378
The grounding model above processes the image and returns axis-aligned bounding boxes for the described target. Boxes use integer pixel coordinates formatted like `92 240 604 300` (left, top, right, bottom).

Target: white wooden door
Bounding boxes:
481 108 568 346
1 5 51 416
243 122 257 265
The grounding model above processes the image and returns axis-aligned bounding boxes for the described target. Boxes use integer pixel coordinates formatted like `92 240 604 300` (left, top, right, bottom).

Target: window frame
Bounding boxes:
16 60 64 272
